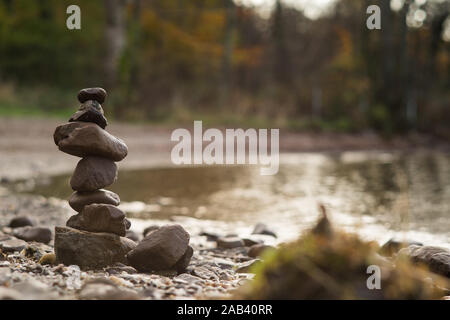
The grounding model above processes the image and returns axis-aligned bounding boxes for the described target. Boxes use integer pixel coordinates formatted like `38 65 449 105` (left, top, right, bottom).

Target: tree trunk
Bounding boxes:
104 0 126 92
220 0 236 109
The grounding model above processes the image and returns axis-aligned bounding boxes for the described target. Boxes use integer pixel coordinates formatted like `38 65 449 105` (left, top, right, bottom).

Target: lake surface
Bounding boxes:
18 151 450 247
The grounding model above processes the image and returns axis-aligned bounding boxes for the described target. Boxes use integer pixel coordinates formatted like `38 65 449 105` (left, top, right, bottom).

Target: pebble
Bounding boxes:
13 226 52 244
77 87 107 104
216 237 245 249
8 216 35 228
0 237 28 253
252 223 277 238
69 100 108 129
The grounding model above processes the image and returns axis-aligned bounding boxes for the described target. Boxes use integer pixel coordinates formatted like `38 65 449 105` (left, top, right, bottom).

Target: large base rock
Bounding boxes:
54 226 136 270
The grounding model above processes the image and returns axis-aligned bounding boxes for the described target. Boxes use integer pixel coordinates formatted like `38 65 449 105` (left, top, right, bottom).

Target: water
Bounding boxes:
17 151 450 247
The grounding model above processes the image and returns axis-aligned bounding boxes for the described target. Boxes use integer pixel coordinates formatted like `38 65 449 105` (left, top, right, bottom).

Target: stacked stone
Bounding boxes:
53 88 136 269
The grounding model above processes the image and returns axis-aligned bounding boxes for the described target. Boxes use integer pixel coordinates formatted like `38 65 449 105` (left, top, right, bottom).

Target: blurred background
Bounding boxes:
0 0 449 248
0 0 449 136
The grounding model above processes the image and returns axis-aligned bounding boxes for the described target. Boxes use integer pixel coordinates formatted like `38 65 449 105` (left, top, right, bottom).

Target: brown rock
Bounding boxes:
70 157 117 192
127 224 190 272
216 237 245 249
398 245 450 278
67 204 128 236
174 245 194 273
69 189 120 212
252 223 277 238
13 227 52 244
77 87 107 104
54 226 136 269
53 122 128 161
69 100 108 129
8 216 36 228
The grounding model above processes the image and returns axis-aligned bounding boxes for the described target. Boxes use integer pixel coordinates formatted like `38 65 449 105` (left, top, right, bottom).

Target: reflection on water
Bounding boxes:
20 151 450 246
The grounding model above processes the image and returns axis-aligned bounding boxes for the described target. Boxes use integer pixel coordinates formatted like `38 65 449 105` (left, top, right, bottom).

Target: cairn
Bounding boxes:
53 88 136 269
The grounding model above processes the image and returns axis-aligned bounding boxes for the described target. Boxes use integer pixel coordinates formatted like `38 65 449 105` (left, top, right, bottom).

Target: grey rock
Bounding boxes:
54 226 136 269
67 204 128 236
77 87 107 104
8 216 35 228
70 157 117 192
69 100 108 129
53 122 128 161
398 245 450 278
199 231 220 242
127 224 190 272
379 238 423 256
13 227 52 244
242 238 263 247
216 237 245 249
252 223 277 238
0 237 27 252
69 189 120 212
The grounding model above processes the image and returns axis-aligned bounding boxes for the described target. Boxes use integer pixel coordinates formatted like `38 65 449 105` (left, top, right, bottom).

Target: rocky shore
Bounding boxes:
0 187 278 300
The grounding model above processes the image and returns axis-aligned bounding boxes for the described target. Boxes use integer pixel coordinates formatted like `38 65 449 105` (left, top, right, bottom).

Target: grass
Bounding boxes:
0 83 361 132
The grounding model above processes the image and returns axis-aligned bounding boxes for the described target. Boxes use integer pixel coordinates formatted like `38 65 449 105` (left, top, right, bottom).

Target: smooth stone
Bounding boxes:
13 227 52 244
54 226 136 269
0 237 28 252
379 238 423 256
53 122 128 161
127 224 190 272
69 189 120 212
174 245 194 274
67 204 128 236
77 87 107 104
8 216 36 228
216 237 245 249
398 245 450 278
252 223 277 238
143 225 160 237
242 238 263 247
69 100 108 129
70 157 117 192
248 244 275 258
199 231 220 242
